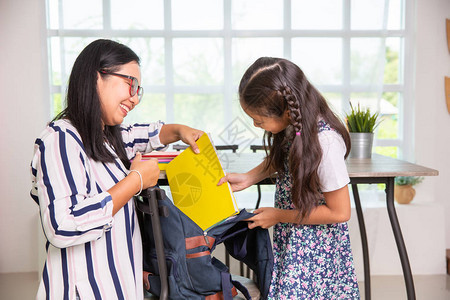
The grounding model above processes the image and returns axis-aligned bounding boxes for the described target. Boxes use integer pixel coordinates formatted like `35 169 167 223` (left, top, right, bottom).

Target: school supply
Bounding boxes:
142 151 180 171
165 133 239 231
135 187 274 300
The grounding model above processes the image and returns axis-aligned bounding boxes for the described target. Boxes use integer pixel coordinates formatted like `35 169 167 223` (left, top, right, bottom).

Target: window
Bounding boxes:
46 0 411 158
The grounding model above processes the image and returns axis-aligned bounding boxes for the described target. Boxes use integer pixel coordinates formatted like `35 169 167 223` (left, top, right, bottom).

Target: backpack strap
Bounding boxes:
185 236 215 250
231 278 251 300
185 236 216 258
220 272 250 300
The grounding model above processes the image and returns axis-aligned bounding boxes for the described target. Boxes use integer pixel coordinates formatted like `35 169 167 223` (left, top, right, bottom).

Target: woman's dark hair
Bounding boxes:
239 57 351 222
54 39 140 169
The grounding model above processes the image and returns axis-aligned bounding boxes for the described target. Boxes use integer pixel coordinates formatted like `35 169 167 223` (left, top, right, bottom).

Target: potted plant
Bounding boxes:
394 176 424 204
345 102 381 158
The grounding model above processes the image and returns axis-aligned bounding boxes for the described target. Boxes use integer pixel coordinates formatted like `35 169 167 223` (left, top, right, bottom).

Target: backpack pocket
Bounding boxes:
184 241 224 294
146 252 183 299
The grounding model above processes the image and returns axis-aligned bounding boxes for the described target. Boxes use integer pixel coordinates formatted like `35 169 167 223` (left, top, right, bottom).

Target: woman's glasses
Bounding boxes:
99 70 144 101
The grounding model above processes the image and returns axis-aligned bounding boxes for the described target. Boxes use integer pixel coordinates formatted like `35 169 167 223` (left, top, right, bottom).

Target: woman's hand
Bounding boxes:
159 124 204 154
217 172 251 192
109 152 160 215
178 126 204 154
130 152 160 189
245 207 282 229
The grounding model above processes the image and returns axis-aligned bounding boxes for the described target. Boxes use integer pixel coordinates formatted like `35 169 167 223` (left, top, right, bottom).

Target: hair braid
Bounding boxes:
280 85 302 135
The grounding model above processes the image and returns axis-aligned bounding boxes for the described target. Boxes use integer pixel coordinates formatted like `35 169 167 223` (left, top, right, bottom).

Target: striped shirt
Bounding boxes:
30 119 167 300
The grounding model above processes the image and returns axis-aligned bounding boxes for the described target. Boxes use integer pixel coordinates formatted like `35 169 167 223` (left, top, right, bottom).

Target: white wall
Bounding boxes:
413 0 450 250
0 0 449 275
0 0 49 273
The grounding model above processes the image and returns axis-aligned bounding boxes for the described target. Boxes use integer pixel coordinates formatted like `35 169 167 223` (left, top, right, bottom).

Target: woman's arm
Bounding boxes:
159 124 204 153
246 185 351 229
109 153 160 215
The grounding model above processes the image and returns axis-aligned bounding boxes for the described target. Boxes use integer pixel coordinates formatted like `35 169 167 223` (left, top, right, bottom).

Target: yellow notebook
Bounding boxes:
165 133 239 231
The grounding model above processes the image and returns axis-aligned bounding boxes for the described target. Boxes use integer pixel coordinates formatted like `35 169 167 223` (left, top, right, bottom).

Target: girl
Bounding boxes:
30 39 203 299
219 57 360 299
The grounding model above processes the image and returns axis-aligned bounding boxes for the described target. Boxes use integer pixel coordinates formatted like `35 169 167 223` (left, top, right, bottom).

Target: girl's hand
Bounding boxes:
245 207 281 229
178 126 204 154
217 172 250 192
130 152 160 189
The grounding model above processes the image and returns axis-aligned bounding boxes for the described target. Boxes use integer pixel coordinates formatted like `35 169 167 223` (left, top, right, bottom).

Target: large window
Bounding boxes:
46 0 411 158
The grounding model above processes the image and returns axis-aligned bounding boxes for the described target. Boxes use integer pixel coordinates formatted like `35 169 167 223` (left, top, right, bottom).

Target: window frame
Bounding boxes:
46 0 413 159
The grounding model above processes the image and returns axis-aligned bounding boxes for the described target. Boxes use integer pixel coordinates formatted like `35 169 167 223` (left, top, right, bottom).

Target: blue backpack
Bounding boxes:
135 187 273 300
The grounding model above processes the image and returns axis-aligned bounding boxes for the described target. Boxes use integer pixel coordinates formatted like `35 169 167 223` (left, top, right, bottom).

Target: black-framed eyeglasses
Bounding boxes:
99 70 144 101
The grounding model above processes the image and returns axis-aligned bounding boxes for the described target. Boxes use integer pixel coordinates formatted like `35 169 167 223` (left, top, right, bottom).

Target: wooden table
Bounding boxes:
346 154 438 300
158 153 438 300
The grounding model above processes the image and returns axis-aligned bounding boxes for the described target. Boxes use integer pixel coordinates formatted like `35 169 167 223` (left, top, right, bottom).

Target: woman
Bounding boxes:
31 39 203 299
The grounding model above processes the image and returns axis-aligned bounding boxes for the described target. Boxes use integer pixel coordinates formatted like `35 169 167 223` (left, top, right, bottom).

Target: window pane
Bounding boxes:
62 0 102 29
384 38 402 84
350 93 379 114
232 38 283 85
377 92 399 139
52 93 63 116
174 94 224 133
117 38 165 86
323 93 343 117
351 0 398 30
111 0 164 30
49 37 61 86
47 0 59 29
291 0 342 30
173 38 223 86
375 146 398 158
292 38 342 85
62 37 97 80
350 92 398 139
172 0 223 30
126 94 166 124
351 38 385 85
387 0 404 30
232 0 283 30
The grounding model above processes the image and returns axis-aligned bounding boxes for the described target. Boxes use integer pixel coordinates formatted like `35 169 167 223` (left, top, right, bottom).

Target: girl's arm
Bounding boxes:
218 158 273 192
246 185 351 229
159 124 204 153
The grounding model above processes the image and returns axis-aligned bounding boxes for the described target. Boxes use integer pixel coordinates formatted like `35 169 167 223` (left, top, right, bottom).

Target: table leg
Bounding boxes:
351 184 371 300
385 178 416 300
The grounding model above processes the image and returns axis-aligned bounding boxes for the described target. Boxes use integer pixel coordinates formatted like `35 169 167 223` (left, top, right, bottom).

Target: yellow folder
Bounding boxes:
165 133 239 231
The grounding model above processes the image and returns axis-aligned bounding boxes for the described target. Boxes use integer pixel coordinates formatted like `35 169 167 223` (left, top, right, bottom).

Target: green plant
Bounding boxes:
345 102 381 133
394 176 424 186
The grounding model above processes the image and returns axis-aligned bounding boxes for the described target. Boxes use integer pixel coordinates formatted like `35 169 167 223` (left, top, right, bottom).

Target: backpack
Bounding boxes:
135 187 273 300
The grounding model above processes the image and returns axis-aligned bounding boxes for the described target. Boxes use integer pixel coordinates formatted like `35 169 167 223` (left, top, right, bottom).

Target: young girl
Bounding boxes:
219 57 360 299
30 39 203 299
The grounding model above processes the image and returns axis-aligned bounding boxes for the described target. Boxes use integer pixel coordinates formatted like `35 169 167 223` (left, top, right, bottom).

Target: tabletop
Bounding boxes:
346 154 438 178
159 152 439 179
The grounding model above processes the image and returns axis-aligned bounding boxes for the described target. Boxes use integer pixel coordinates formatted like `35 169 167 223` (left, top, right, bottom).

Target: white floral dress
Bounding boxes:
268 122 360 300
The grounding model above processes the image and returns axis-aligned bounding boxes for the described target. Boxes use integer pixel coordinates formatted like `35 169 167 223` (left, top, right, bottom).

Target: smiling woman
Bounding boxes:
30 39 203 299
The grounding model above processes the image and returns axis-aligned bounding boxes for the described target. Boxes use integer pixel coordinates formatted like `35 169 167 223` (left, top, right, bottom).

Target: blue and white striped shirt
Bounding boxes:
30 119 166 300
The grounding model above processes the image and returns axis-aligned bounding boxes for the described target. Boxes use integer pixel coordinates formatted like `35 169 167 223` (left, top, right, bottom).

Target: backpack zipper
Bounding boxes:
203 231 210 247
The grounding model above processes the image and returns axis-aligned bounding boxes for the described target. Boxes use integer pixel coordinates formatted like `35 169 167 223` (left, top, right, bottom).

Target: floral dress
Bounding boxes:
268 122 360 300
